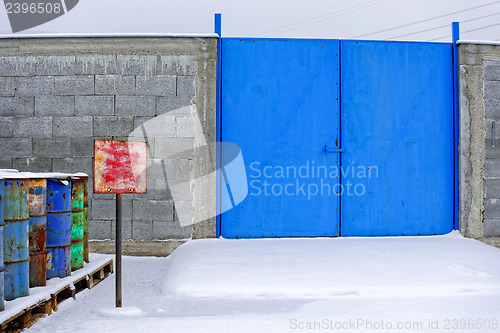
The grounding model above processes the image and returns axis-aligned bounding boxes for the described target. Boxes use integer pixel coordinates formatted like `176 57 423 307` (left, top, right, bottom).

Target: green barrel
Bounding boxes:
82 176 89 263
71 177 85 271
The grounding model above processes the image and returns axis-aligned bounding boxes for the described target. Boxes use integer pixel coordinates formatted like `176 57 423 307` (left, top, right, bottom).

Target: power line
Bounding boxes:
387 11 500 40
257 0 386 37
352 0 500 38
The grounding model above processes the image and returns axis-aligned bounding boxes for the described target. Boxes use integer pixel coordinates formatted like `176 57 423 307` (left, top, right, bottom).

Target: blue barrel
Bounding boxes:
0 177 5 310
46 179 72 279
3 177 30 301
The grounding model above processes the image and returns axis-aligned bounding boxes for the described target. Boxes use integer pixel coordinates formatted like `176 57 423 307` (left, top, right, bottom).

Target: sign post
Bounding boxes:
93 139 147 308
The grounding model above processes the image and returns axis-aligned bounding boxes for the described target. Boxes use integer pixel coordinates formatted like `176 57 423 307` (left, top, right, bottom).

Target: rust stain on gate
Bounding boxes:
94 140 147 194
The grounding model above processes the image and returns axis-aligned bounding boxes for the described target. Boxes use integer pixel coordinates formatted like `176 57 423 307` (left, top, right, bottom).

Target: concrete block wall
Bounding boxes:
0 36 217 255
459 42 500 247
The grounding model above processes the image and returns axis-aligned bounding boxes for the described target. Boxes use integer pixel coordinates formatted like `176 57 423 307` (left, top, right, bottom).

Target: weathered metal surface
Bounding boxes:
340 40 454 236
221 38 340 238
29 252 47 287
29 179 47 287
71 178 85 211
94 140 147 194
29 179 47 217
46 179 71 213
71 178 85 271
83 177 89 263
3 178 30 301
3 179 29 221
0 180 4 311
71 239 84 271
46 245 71 278
46 179 72 279
83 207 89 263
70 211 84 271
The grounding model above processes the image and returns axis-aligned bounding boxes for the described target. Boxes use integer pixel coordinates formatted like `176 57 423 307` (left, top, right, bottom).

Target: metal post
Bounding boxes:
115 193 122 307
215 13 222 237
452 22 460 230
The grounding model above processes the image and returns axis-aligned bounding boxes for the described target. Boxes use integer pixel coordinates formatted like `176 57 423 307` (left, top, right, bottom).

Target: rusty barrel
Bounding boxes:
46 178 72 279
0 177 5 311
71 177 85 271
83 176 89 263
3 176 30 301
28 178 47 287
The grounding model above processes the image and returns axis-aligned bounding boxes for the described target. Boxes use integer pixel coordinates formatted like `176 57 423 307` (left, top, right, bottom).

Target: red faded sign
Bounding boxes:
94 140 147 194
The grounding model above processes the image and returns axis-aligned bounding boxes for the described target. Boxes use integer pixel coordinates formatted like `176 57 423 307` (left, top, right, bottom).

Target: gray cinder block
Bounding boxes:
0 77 17 97
132 221 153 240
88 220 112 240
485 179 500 199
0 138 32 157
0 56 36 76
16 76 55 96
76 55 118 75
71 137 94 157
157 55 197 76
13 117 52 137
484 80 500 101
176 116 195 137
132 199 174 222
156 96 192 116
35 96 74 117
75 96 114 116
55 75 94 96
117 55 159 76
484 61 500 81
484 218 500 237
136 76 176 96
95 75 136 95
33 138 72 158
0 117 13 137
93 116 134 137
91 199 133 221
155 138 194 159
116 96 155 116
53 116 93 137
12 157 51 172
176 76 195 98
152 221 192 239
35 56 77 76
52 157 93 175
0 97 34 116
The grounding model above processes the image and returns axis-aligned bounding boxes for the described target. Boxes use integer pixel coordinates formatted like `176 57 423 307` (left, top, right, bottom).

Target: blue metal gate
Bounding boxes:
340 41 454 236
220 38 454 238
221 39 341 238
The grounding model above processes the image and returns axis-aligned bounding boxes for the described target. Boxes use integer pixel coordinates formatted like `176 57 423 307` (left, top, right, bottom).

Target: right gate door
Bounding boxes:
340 40 454 236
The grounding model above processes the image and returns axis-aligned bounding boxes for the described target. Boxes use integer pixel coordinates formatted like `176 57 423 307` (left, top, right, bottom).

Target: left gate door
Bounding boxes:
221 38 341 238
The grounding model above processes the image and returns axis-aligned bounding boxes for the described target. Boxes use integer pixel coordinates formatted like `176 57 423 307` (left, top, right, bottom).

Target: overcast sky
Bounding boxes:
0 0 499 41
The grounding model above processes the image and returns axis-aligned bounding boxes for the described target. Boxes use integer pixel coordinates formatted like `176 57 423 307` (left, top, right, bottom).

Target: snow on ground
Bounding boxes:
27 232 500 333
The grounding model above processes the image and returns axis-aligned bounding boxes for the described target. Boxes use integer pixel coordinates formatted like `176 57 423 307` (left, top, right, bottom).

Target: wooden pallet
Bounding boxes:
0 259 113 333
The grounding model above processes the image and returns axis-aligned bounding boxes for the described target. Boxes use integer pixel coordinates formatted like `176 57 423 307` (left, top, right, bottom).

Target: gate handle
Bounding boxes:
493 121 495 148
324 145 345 153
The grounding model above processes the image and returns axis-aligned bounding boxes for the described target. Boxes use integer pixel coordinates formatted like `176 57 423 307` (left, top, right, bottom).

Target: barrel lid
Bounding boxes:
0 171 30 179
0 169 19 173
0 171 88 180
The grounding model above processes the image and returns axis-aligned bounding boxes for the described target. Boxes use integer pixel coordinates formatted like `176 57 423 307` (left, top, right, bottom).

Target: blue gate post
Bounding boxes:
452 22 460 230
215 13 222 237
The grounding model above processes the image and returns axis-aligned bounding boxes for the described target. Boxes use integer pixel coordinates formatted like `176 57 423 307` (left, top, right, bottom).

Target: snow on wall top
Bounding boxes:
457 40 500 46
0 33 219 39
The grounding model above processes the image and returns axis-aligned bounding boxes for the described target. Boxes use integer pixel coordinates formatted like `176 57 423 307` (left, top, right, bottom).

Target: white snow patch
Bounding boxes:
94 306 144 318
